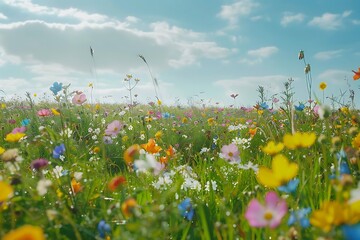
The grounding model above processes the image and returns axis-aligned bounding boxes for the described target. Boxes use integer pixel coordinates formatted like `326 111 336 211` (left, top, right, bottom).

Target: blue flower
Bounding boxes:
342 223 360 240
260 102 269 110
278 178 299 193
50 82 63 95
97 220 111 238
288 207 311 228
295 103 305 111
331 150 351 179
178 198 194 221
53 144 65 158
21 118 30 126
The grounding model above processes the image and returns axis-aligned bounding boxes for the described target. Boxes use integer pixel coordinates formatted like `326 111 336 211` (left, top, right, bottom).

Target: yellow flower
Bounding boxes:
95 103 100 111
182 117 188 124
257 154 299 188
33 93 37 97
319 82 327 90
121 198 137 218
352 133 360 149
2 225 45 240
122 135 129 142
262 141 284 156
310 201 346 233
155 131 163 140
1 103 6 109
283 132 316 149
88 82 93 88
0 146 5 155
157 99 162 105
5 133 26 143
92 146 100 154
207 118 215 125
51 108 60 116
0 181 13 202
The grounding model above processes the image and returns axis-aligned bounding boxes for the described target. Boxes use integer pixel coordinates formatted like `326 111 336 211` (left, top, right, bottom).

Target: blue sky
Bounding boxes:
0 0 359 107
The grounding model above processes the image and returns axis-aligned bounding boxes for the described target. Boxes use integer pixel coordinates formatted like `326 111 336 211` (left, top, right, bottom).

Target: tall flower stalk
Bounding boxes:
124 74 140 112
299 50 313 107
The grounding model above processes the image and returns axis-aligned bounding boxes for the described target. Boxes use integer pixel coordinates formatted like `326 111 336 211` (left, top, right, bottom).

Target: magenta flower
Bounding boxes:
245 191 288 229
11 126 27 134
105 120 123 136
220 143 240 163
72 92 87 105
31 158 49 170
37 109 52 117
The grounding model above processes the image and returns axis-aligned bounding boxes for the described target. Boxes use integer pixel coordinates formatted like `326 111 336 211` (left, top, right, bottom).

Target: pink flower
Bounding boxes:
245 191 288 228
220 143 240 163
37 109 52 117
72 92 87 105
11 126 27 134
313 105 320 115
105 120 123 136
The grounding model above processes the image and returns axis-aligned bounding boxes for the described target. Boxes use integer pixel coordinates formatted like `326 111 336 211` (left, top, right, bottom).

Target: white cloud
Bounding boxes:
309 11 351 30
240 46 278 64
3 0 108 22
318 69 350 84
251 15 270 22
217 0 259 27
353 19 360 25
281 12 305 26
0 47 21 66
0 13 8 20
314 50 343 60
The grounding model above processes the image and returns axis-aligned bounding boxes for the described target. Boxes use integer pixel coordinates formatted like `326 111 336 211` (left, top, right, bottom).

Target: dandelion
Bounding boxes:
178 198 195 221
0 181 13 202
2 225 45 240
257 154 298 188
245 191 288 228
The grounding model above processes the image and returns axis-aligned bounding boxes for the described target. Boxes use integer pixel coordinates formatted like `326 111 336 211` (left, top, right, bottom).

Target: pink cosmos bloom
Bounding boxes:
11 126 27 134
220 143 240 163
72 92 87 105
245 191 288 229
37 109 52 117
313 105 320 115
105 120 123 136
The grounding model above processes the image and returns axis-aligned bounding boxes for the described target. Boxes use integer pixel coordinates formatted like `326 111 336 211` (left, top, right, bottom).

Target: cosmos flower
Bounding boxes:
37 109 52 117
2 225 45 240
220 143 241 163
178 198 195 221
257 154 298 188
105 120 123 136
245 191 288 228
141 138 162 154
72 92 87 105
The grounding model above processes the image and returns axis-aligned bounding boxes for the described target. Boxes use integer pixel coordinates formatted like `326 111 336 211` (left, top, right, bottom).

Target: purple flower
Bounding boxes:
220 143 240 163
245 191 288 228
31 158 49 170
53 144 65 159
105 120 123 136
11 126 27 134
178 198 194 221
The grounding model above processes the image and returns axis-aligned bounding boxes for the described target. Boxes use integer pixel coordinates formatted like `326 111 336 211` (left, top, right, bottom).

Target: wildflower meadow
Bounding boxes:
1 52 360 240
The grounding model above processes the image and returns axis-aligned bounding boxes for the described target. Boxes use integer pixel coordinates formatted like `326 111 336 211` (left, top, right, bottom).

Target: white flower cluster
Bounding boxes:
232 137 251 149
205 180 218 192
228 124 247 132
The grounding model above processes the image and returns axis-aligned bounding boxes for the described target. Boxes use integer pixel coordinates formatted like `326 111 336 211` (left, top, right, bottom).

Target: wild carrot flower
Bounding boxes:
2 225 45 240
5 132 26 143
220 143 241 163
37 109 52 117
353 67 360 80
141 138 162 154
178 198 194 221
0 181 13 202
108 176 126 191
121 198 137 218
257 154 298 188
261 141 284 156
72 92 87 105
245 191 288 228
319 82 327 90
105 120 123 136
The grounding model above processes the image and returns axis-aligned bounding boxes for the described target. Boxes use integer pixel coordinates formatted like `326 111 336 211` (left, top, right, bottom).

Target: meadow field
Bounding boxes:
1 69 360 240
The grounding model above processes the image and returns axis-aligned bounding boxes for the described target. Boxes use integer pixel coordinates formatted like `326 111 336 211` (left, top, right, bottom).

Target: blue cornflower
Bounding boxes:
342 223 360 240
50 82 63 95
178 198 194 221
260 102 269 110
97 220 111 238
162 112 171 119
295 103 305 111
331 150 351 179
21 118 30 126
53 143 65 159
288 207 311 228
278 178 300 193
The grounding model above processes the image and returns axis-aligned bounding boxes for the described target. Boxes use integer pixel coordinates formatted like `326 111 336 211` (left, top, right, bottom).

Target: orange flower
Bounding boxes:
353 68 360 80
166 145 175 157
121 198 137 218
160 156 168 164
141 138 162 154
108 176 126 191
249 128 257 137
123 144 140 165
2 225 45 240
71 179 83 195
